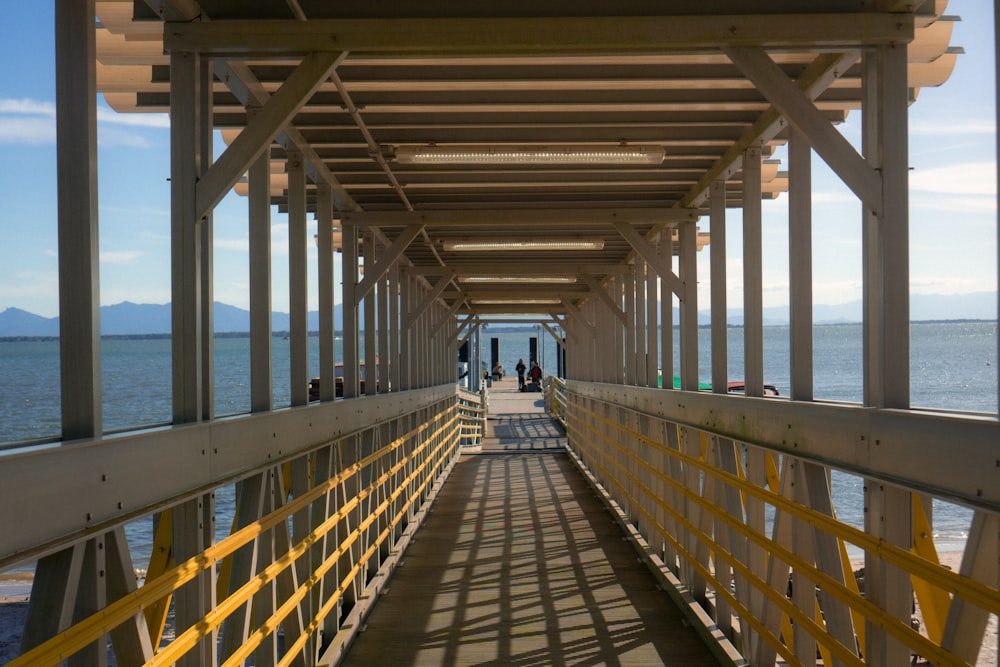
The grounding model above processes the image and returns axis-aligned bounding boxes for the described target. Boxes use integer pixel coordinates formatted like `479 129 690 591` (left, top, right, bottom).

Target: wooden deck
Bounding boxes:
338 384 721 666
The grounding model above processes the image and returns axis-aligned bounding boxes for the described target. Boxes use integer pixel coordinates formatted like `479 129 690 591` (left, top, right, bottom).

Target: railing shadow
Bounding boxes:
342 452 714 666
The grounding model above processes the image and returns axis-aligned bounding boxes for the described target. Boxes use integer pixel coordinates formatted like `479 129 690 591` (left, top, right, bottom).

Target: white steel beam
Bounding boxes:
170 48 202 423
316 184 337 402
288 151 309 407
341 208 697 227
342 222 359 398
213 60 357 212
199 59 215 421
725 46 883 215
0 385 455 570
742 146 764 397
709 180 727 395
612 221 684 295
57 0 102 439
682 52 859 209
407 272 456 328
164 14 913 57
578 274 626 324
788 128 814 402
568 381 1000 511
195 52 343 220
249 125 273 414
355 225 424 303
678 223 699 392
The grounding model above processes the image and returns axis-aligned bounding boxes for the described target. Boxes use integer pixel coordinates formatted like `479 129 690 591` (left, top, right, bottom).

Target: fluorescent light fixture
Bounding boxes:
443 239 604 251
459 275 577 284
394 144 664 165
471 298 562 305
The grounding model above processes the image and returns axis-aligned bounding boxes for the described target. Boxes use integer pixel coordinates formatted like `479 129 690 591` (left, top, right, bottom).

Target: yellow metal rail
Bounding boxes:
560 388 999 667
8 398 465 666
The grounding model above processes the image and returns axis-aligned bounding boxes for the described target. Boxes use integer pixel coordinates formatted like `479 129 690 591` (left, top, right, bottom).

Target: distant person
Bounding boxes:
516 358 527 391
492 361 504 380
528 360 542 388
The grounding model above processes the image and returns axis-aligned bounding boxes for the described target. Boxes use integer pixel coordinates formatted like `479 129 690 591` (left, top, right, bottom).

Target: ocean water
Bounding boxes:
0 322 995 569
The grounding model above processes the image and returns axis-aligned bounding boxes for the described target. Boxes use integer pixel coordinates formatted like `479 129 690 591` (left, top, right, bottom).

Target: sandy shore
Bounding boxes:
0 553 995 664
851 551 997 667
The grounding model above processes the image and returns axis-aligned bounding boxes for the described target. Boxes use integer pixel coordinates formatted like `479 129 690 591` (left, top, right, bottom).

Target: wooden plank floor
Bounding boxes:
339 396 721 666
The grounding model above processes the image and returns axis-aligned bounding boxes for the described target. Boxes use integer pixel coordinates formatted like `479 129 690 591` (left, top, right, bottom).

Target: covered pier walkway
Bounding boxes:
2 2 999 666
341 385 720 666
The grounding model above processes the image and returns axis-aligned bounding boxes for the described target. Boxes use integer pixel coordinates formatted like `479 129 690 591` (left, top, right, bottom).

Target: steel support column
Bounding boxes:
862 42 913 667
660 231 674 390
742 146 764 397
199 59 215 420
342 221 359 399
788 128 813 401
170 48 203 423
249 116 273 413
288 151 309 407
678 222 699 392
709 180 727 395
316 184 337 402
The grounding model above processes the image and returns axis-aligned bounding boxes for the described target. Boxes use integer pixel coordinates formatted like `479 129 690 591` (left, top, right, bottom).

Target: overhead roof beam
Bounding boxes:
410 263 633 276
679 51 859 209
164 14 913 57
578 274 627 324
340 208 698 227
355 225 425 303
214 61 358 212
724 46 883 215
406 271 456 327
195 51 344 220
613 222 684 296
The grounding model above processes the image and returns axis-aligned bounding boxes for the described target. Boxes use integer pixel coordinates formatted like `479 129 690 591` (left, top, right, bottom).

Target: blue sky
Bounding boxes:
0 1 995 319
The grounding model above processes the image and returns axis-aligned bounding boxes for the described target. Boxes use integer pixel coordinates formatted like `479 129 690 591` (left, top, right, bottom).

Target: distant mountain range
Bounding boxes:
0 292 994 337
0 301 344 337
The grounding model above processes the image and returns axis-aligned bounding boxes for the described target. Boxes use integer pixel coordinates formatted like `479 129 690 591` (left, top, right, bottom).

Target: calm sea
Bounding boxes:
0 322 995 568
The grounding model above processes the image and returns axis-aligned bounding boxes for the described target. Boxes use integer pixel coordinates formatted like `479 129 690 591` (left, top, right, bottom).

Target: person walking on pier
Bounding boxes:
516 358 527 391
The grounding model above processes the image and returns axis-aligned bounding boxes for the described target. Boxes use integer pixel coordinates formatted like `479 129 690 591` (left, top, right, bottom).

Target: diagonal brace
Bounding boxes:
196 51 343 220
724 46 882 215
579 274 627 324
560 299 596 336
430 297 468 338
613 222 684 296
406 271 455 328
355 225 424 304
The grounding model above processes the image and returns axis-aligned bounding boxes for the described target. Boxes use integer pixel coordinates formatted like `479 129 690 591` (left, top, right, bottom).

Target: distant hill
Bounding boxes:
694 291 996 326
0 302 344 337
0 307 59 337
0 292 994 337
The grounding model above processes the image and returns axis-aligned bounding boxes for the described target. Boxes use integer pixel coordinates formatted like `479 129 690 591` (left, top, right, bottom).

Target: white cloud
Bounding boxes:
101 250 144 264
0 98 167 147
0 116 55 144
910 161 996 196
215 238 249 251
96 107 169 129
0 99 55 115
910 119 995 136
0 270 59 316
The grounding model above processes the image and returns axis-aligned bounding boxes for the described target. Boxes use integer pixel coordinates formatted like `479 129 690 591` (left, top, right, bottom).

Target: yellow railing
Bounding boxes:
8 396 463 666
563 387 999 667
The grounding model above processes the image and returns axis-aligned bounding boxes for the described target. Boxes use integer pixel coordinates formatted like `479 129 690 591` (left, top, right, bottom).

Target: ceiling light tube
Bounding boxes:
471 298 562 305
443 239 604 251
459 275 577 284
394 145 664 165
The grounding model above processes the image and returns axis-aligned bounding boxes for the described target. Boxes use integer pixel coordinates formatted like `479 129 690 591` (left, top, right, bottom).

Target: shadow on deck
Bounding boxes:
339 385 721 666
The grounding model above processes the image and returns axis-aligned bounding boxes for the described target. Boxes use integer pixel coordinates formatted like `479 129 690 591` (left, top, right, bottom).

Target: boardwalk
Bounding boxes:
339 384 720 666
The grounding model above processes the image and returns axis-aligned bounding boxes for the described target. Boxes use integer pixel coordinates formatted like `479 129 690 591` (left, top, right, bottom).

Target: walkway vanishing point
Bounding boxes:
3 3 998 667
340 383 721 667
